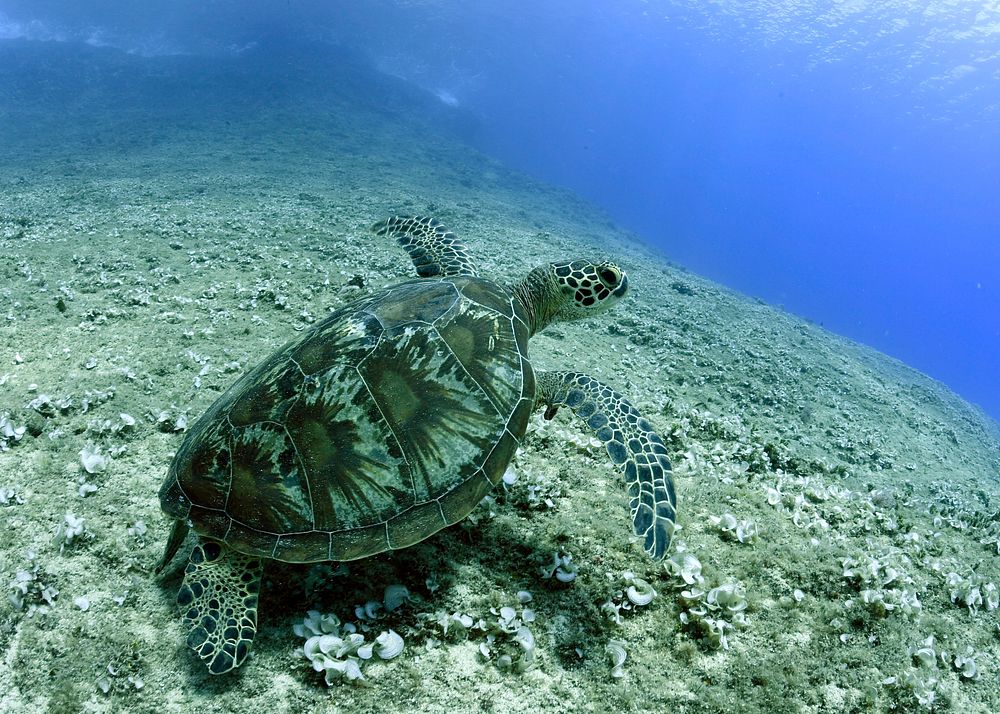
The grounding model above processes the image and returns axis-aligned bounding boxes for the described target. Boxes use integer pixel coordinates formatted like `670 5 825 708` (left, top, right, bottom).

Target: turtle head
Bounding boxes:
514 259 629 334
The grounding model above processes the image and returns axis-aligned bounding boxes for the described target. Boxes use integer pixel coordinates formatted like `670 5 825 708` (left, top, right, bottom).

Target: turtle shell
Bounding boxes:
158 276 535 563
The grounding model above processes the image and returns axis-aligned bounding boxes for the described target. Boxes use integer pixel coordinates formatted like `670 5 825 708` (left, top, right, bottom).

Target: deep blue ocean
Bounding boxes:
3 1 998 421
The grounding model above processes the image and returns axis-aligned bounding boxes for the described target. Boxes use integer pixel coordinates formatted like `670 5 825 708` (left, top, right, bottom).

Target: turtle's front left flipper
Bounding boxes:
178 539 263 674
536 370 676 560
372 216 479 278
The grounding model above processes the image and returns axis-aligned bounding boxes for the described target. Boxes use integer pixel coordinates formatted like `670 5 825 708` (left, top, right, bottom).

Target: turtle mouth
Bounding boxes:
612 273 629 298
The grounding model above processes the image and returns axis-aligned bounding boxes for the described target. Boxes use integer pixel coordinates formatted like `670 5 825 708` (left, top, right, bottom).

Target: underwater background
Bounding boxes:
1 2 1000 713
2 0 998 422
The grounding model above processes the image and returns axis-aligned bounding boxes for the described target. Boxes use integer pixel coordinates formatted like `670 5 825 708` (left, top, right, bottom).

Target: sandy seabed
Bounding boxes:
2 46 1000 714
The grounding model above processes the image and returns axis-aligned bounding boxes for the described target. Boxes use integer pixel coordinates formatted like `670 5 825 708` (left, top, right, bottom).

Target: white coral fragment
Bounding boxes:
383 584 409 612
79 445 109 474
709 512 758 544
665 552 703 586
0 486 21 505
294 609 405 685
953 647 978 680
623 571 657 606
671 555 748 651
541 551 578 583
605 640 627 678
479 604 537 672
354 600 381 621
910 636 937 669
0 413 26 450
53 512 86 552
374 629 404 660
945 572 997 613
433 611 474 638
514 626 535 664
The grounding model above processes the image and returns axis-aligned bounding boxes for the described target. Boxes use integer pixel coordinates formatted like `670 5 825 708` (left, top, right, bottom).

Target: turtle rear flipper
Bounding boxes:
155 518 190 575
536 370 677 560
178 540 263 674
372 216 479 278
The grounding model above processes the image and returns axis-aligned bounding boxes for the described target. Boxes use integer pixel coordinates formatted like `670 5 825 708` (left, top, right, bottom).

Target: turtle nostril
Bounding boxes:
598 268 618 287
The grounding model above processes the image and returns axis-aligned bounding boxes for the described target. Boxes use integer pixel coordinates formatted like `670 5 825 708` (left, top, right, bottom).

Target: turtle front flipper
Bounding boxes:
177 539 263 674
536 371 677 560
372 215 479 278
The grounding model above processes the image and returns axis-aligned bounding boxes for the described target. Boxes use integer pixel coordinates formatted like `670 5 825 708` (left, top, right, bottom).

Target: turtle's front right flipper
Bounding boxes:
372 216 479 278
536 370 677 560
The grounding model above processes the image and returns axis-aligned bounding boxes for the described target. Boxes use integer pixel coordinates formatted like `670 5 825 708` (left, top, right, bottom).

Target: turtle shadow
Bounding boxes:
258 517 560 633
261 526 480 617
153 517 596 677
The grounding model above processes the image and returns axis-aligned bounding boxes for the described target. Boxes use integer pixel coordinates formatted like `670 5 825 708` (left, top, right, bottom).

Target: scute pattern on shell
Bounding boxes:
159 277 534 563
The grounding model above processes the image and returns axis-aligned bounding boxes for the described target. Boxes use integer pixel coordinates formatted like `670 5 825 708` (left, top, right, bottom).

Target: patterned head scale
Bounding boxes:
549 259 629 321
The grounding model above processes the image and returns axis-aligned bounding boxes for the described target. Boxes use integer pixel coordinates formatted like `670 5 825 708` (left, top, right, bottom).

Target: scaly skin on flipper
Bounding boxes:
177 540 263 674
535 370 677 560
371 216 479 278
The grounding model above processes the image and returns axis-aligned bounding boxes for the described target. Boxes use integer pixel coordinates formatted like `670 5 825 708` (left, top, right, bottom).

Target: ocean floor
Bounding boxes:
2 42 1000 714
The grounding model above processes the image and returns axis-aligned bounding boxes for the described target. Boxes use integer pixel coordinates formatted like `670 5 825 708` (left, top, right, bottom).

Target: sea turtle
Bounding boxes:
155 216 677 674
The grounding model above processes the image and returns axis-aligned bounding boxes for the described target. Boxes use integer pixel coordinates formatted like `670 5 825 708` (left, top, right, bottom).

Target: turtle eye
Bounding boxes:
598 267 620 288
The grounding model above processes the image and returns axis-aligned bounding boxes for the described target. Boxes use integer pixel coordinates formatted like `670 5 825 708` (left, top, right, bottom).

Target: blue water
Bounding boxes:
3 1 998 421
